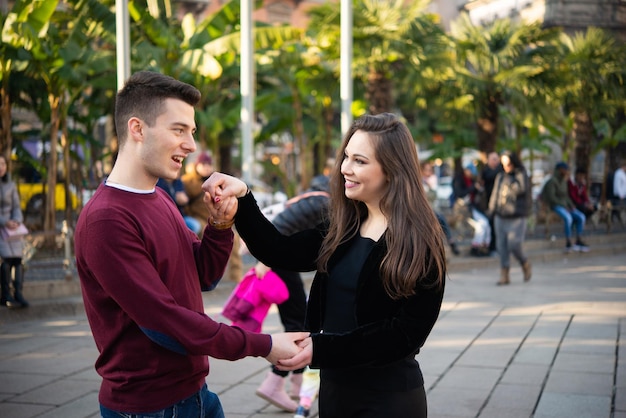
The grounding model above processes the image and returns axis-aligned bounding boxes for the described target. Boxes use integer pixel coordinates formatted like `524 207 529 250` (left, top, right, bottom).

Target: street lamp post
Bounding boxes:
241 0 254 185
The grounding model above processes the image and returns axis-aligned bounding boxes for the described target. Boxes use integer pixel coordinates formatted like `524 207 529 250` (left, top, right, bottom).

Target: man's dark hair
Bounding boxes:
575 167 586 175
114 71 201 145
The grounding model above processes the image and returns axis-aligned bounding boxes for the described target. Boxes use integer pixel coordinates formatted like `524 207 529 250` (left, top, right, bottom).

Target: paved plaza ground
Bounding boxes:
0 230 625 418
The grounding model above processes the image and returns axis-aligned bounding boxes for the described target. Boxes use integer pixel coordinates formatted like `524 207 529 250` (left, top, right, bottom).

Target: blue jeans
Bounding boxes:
100 383 224 418
552 205 585 240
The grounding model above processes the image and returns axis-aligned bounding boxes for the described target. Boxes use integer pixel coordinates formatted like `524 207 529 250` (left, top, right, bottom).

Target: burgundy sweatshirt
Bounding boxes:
75 184 271 413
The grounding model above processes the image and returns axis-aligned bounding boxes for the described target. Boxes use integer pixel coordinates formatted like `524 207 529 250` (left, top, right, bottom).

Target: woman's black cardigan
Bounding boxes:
235 193 445 370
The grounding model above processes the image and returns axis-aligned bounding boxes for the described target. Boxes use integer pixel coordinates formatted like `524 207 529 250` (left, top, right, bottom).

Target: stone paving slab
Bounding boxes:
0 250 624 418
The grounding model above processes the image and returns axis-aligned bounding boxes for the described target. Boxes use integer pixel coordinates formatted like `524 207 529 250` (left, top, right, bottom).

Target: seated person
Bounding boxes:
568 167 596 218
452 164 491 256
421 161 460 255
156 177 202 235
542 162 589 252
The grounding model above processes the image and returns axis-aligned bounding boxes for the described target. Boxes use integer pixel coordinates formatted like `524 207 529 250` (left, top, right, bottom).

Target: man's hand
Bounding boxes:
276 336 313 371
204 191 238 225
202 172 248 226
265 332 309 366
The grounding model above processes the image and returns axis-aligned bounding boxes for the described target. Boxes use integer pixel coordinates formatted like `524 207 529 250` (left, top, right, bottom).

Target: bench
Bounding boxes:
534 198 626 237
591 200 626 233
532 200 559 239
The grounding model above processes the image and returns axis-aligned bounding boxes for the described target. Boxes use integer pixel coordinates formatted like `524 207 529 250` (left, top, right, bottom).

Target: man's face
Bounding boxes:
140 98 197 182
487 153 500 168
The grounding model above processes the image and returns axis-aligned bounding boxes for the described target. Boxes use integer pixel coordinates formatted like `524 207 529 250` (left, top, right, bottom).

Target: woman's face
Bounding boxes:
501 155 513 173
340 130 387 207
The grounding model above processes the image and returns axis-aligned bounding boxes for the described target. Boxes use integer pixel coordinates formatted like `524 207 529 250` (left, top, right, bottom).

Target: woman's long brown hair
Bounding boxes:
317 113 446 299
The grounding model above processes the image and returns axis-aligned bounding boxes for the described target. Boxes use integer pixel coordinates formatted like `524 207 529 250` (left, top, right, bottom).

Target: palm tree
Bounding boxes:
129 0 303 176
449 15 562 159
0 0 58 161
21 0 116 232
308 0 443 115
558 27 626 175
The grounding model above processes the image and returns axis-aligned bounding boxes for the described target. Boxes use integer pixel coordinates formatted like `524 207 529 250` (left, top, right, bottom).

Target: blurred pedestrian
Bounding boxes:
0 154 29 308
480 151 503 254
487 151 532 285
182 151 215 232
254 174 330 412
156 175 202 235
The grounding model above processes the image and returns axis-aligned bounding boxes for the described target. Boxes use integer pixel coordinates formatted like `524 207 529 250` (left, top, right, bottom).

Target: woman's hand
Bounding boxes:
202 172 248 202
276 336 313 371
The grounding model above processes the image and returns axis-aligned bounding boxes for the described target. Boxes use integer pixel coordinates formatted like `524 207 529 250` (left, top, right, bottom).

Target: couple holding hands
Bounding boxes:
76 71 445 418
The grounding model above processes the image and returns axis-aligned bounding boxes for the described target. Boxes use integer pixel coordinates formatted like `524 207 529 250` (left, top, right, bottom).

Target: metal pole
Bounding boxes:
340 0 353 136
116 0 131 91
241 0 254 185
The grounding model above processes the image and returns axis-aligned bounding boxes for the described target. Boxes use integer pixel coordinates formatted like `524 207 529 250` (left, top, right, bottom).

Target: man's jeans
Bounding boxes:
552 205 585 239
100 383 224 418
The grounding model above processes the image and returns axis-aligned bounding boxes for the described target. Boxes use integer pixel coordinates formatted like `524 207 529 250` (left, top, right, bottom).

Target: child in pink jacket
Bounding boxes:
222 268 289 333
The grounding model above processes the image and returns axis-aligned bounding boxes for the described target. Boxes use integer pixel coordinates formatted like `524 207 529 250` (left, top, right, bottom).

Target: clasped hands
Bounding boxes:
202 173 314 371
266 333 313 371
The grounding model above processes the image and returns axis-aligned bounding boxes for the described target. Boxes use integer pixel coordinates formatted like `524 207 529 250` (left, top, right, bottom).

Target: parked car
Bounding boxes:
18 182 78 215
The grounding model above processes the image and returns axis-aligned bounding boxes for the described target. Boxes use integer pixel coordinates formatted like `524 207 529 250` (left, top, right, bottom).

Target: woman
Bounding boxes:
0 154 29 308
206 113 446 417
487 151 532 285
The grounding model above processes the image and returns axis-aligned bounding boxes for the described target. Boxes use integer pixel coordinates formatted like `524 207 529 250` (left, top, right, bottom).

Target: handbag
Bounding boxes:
222 268 289 332
222 270 258 325
1 223 29 241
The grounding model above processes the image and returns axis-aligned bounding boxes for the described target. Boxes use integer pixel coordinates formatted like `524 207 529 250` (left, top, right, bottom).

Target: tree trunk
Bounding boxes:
476 94 499 155
573 111 593 174
291 86 310 192
45 93 60 235
62 115 73 226
366 67 393 115
0 79 11 160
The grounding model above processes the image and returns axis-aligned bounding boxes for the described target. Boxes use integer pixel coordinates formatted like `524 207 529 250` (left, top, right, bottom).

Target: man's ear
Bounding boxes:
128 117 144 142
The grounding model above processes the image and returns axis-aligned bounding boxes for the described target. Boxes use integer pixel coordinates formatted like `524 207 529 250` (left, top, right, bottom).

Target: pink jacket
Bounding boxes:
222 268 289 332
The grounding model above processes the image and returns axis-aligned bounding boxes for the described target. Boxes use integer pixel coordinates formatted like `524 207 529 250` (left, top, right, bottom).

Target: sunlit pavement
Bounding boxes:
0 235 625 417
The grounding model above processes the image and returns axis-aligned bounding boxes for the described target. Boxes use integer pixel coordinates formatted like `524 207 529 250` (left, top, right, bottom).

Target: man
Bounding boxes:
541 161 589 253
613 160 626 208
480 151 503 254
74 71 306 417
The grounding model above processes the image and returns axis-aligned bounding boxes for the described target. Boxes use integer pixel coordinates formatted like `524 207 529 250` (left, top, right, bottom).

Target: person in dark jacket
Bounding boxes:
541 161 589 252
254 175 330 412
0 154 28 308
480 152 504 253
487 151 532 285
205 113 446 418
